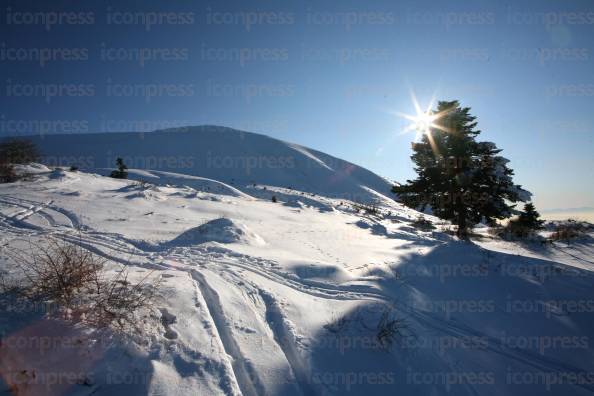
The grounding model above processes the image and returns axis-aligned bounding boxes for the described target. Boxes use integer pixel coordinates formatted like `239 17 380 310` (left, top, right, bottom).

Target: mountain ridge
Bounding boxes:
25 125 396 203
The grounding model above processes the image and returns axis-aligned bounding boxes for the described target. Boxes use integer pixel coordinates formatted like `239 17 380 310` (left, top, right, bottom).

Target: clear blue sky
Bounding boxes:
1 0 593 210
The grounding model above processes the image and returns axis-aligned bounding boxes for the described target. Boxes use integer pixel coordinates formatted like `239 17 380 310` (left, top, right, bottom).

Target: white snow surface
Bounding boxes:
1 153 594 395
27 125 394 204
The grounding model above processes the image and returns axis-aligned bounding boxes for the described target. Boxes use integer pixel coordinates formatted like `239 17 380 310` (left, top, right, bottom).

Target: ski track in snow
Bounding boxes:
0 195 80 231
0 193 370 395
190 269 264 396
171 247 385 302
2 189 594 395
0 196 380 303
257 288 317 396
210 263 316 396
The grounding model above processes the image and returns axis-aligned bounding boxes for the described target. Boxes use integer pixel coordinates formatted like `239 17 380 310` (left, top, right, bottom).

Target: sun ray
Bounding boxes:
397 91 449 140
394 90 454 157
410 90 423 117
426 129 440 157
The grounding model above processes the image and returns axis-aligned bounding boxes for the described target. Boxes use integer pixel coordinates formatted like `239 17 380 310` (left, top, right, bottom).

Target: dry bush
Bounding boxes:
550 220 589 241
0 162 18 183
375 308 407 350
323 305 408 351
5 236 158 331
352 202 382 217
498 222 537 241
89 266 157 330
133 178 153 189
323 311 350 334
440 225 457 235
9 238 102 307
412 215 435 230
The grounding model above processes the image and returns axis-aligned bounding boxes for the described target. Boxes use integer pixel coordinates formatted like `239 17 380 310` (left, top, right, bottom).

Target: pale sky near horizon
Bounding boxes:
2 0 593 211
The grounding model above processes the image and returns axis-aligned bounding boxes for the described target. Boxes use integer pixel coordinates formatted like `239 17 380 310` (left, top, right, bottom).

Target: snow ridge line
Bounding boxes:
190 269 264 396
258 288 318 396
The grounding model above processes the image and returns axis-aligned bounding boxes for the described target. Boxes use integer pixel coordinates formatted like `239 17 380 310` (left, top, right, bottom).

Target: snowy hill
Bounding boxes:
28 126 394 204
1 165 594 396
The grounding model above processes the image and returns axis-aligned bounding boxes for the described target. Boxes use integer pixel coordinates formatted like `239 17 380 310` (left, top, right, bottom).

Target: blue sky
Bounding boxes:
1 0 593 210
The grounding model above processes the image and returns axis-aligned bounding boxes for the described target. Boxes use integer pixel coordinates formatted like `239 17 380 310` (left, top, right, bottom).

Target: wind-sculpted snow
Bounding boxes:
28 125 394 203
169 218 266 247
1 168 594 395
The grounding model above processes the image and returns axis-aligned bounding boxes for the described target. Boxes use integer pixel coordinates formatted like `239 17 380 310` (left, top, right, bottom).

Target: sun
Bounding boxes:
412 111 438 135
396 91 450 141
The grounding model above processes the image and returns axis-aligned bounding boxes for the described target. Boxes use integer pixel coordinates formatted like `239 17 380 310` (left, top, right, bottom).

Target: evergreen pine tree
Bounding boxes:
516 202 544 230
0 138 40 164
110 157 128 179
393 100 530 238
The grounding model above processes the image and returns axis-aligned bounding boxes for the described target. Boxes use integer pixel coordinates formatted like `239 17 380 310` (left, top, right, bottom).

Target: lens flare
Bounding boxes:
397 91 451 141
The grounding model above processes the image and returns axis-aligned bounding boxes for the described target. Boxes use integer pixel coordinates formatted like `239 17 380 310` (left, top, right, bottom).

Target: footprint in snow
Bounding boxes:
159 308 179 340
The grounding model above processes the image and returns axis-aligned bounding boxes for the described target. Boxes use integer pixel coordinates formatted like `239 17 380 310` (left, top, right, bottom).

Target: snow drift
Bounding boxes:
169 218 266 246
1 163 594 396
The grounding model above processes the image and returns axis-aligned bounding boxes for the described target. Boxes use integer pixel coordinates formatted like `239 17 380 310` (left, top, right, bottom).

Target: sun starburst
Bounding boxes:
397 91 450 141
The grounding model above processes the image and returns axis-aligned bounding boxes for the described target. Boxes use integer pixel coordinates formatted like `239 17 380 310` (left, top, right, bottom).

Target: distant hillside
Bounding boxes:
27 126 395 203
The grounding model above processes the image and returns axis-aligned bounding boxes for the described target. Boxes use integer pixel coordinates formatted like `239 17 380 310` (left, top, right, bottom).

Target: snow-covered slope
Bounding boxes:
1 167 594 396
28 126 394 203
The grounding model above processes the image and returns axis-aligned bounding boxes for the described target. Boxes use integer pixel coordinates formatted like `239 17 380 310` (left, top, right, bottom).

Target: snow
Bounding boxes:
169 218 266 247
1 132 594 395
26 125 394 204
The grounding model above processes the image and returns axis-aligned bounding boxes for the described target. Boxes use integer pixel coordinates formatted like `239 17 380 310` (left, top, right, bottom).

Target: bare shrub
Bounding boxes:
353 202 380 216
89 267 157 330
0 162 18 183
375 308 407 350
412 215 435 230
550 220 589 242
498 222 538 241
134 179 153 190
7 238 102 308
5 236 158 331
323 305 408 352
323 311 350 334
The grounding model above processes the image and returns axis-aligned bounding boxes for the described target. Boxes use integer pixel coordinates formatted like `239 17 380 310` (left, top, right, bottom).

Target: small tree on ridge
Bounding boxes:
110 158 128 179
